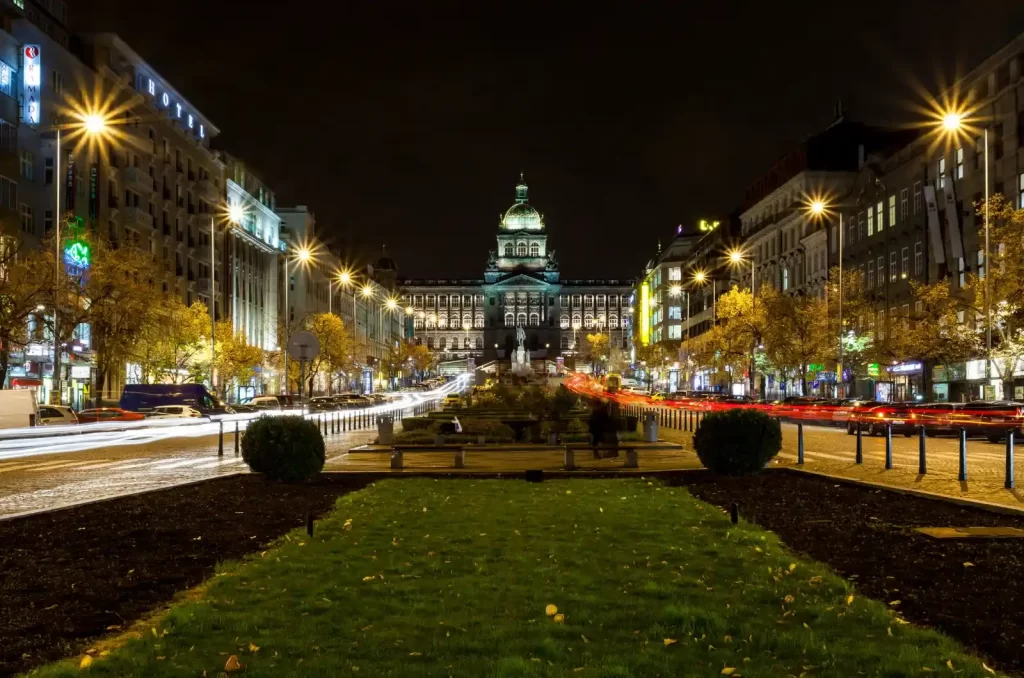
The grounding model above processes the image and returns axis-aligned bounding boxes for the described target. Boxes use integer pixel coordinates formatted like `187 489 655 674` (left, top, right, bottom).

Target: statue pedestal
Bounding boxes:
511 348 532 376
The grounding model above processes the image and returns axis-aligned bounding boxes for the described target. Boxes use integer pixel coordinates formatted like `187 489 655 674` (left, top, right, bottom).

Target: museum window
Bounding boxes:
474 295 483 306
609 295 617 308
560 314 569 329
426 337 434 349
516 242 527 256
426 316 435 329
561 335 570 349
529 313 539 326
504 243 513 256
439 337 447 349
609 315 618 329
450 312 459 326
596 313 606 328
584 313 594 329
449 295 457 308
530 242 539 257
517 313 527 326
438 316 447 328
571 313 581 328
584 294 594 308
463 295 472 307
414 317 424 329
474 313 484 328
597 295 606 308
560 295 568 307
475 336 483 349
572 294 581 307
504 312 514 326
463 313 472 328
914 241 923 275
426 295 435 308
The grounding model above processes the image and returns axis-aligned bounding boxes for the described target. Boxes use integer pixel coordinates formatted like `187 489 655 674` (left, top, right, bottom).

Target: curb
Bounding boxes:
0 471 245 523
779 466 1024 518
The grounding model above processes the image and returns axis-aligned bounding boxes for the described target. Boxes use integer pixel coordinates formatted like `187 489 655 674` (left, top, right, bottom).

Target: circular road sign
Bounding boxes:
287 329 320 362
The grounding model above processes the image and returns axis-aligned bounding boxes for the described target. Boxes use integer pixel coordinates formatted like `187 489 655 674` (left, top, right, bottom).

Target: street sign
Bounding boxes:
287 330 320 362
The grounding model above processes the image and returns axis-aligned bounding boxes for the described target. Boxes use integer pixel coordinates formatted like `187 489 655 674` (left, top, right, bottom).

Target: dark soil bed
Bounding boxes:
670 469 1024 674
0 474 375 676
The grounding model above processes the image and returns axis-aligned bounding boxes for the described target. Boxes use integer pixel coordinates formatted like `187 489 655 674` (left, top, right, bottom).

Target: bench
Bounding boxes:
562 442 683 470
390 444 466 469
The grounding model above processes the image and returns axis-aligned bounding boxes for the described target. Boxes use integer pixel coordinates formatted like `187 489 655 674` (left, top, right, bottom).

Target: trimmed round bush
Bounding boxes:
242 415 326 482
693 409 781 476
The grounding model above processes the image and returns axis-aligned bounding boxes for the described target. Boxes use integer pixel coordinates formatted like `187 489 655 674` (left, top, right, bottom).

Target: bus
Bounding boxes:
605 373 622 394
119 384 234 416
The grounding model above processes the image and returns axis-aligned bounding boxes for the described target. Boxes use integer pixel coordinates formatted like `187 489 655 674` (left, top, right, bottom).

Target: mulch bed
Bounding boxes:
0 474 375 677
670 469 1024 674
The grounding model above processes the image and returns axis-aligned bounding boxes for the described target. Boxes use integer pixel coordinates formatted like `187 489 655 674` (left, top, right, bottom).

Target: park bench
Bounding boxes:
562 442 683 471
390 444 466 469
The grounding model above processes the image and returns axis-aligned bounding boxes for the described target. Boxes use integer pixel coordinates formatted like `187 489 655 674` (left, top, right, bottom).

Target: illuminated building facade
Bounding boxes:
401 178 632 372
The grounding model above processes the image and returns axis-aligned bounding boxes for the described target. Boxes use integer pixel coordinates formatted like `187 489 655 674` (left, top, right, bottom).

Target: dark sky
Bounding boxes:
75 0 1024 280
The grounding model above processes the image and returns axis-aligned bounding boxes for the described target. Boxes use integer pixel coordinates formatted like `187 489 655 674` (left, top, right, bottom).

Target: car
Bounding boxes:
832 399 880 428
0 390 39 429
241 395 286 411
842 400 884 433
443 393 463 408
146 405 206 419
955 401 1024 442
855 403 915 436
230 403 259 413
76 408 146 424
308 396 344 412
333 394 375 409
38 405 78 426
119 383 234 416
649 392 668 402
907 402 961 436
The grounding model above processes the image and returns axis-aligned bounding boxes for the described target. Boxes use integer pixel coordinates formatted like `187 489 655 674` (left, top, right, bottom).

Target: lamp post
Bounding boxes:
281 245 312 395
806 198 845 397
361 284 374 392
727 248 757 398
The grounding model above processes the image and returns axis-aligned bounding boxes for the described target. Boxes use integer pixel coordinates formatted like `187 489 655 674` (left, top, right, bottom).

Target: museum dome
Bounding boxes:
501 175 544 230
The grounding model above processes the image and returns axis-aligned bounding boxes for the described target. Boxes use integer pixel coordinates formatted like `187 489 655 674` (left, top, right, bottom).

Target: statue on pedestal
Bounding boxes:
512 325 531 376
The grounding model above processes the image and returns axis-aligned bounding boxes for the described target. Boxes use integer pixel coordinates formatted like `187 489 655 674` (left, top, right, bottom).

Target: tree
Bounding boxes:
135 298 209 384
0 238 51 388
301 313 355 396
213 320 264 401
580 332 610 374
715 286 771 396
386 340 434 386
761 292 831 395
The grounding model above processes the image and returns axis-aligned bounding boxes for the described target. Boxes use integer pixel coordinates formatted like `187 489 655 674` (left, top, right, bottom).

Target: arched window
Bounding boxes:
474 312 484 328
529 312 539 327
584 313 594 329
414 317 424 329
597 313 606 328
463 312 472 328
620 314 629 327
530 242 539 257
438 316 447 328
462 336 470 349
504 312 514 327
571 313 581 328
504 243 513 257
516 242 527 257
426 315 436 329
559 314 569 329
450 312 459 327
451 336 459 350
561 335 570 349
516 313 527 327
439 336 447 349
608 315 618 329
426 337 434 349
476 336 483 349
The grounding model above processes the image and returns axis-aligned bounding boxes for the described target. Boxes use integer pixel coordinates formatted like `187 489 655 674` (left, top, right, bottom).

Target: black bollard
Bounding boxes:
218 420 224 456
1006 430 1015 490
918 425 926 475
958 428 968 481
306 512 314 538
730 502 738 524
234 421 240 456
797 423 804 465
885 424 893 470
855 421 863 464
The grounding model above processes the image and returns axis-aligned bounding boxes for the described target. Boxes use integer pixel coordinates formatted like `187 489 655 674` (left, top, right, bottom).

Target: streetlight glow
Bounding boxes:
669 284 682 297
296 247 312 263
83 114 107 135
361 285 374 298
942 112 963 132
693 270 707 284
405 306 414 314
810 200 825 215
385 298 398 311
227 203 245 224
728 249 744 264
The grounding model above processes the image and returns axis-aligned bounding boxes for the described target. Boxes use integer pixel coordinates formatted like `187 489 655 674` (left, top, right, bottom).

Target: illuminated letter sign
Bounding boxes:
640 282 650 346
22 45 40 125
64 240 91 269
187 113 194 129
199 124 205 139
175 103 182 118
698 219 721 232
147 78 155 95
161 92 169 107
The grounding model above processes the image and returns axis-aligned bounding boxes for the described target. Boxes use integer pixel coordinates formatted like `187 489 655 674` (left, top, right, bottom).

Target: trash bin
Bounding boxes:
377 414 394 445
643 412 658 442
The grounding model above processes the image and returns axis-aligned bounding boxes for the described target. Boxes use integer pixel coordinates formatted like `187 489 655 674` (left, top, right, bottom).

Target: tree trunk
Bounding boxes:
95 367 107 409
801 362 808 396
0 341 9 390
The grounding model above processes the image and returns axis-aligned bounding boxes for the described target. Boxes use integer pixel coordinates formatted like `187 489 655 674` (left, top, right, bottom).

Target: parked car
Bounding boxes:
853 403 915 436
240 395 288 411
649 392 668 402
146 405 206 419
119 384 234 416
308 396 344 412
443 393 463 408
76 408 146 424
333 393 375 409
908 402 961 436
833 399 880 428
0 390 40 429
37 405 79 426
955 401 1024 442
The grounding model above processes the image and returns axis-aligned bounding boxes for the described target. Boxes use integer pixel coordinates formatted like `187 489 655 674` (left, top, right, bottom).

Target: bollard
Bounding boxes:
234 421 240 456
958 428 968 481
218 420 224 456
855 421 863 464
306 512 314 538
730 502 738 525
797 423 804 465
885 424 893 470
1006 430 1015 490
918 425 926 475
343 413 348 432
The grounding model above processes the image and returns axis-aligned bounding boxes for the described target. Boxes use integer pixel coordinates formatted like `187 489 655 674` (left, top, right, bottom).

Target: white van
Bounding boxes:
0 390 40 429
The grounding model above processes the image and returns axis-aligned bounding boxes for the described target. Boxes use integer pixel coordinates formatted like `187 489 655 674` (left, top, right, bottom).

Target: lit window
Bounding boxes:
668 325 681 339
913 182 922 213
529 313 539 326
529 242 539 257
888 195 896 226
900 188 908 221
867 206 874 236
504 243 513 256
914 241 923 275
668 267 682 281
876 256 884 288
516 242 527 257
876 200 884 230
1019 173 1024 209
559 314 569 329
955 147 964 179
782 267 789 290
584 313 594 329
901 247 908 278
958 256 965 287
977 250 985 280
889 252 897 282
938 157 946 189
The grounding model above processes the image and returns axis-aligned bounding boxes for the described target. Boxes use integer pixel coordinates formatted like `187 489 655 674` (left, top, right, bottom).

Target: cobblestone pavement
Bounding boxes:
0 427 379 519
654 414 1024 510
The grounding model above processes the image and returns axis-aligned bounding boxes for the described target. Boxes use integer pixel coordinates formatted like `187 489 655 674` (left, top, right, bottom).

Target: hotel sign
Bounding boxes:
141 74 206 140
22 45 40 125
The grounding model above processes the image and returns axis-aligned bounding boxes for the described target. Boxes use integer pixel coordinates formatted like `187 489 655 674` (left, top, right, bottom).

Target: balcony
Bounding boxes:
198 277 221 293
123 207 153 230
196 179 220 201
124 166 154 193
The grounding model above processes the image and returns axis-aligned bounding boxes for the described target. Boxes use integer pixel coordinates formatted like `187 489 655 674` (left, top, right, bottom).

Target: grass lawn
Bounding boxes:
36 478 998 677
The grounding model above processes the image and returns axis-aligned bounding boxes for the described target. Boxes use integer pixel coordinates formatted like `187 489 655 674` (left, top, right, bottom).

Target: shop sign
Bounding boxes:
888 361 922 375
70 365 90 379
867 363 880 377
966 359 987 381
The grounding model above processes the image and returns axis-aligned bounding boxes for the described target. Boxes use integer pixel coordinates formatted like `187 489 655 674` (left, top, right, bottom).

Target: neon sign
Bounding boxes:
22 45 40 125
64 241 91 269
143 75 207 141
699 219 720 232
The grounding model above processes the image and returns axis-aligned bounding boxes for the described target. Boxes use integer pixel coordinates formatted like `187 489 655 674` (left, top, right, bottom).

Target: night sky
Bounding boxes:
75 1 1024 280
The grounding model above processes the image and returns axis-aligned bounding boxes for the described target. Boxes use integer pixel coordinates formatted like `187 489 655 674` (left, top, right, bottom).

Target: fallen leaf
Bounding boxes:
846 595 854 606
362 576 375 582
663 638 678 646
788 563 797 573
409 652 422 657
721 669 736 676
887 627 893 637
249 642 259 653
150 628 158 637
888 600 901 607
79 656 93 669
546 604 558 616
964 562 975 568
423 507 428 512
946 660 954 670
784 595 795 604
809 576 823 585
553 614 565 624
599 507 604 513
581 635 590 643
225 655 245 672
983 662 996 674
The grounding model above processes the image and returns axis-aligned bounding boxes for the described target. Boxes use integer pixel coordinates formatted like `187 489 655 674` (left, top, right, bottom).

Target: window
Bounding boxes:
975 136 984 170
1019 173 1024 209
668 325 681 339
571 312 581 328
876 200 884 230
503 243 513 256
958 256 965 287
504 312 513 327
529 242 539 257
44 157 53 185
19 151 32 180
955 147 964 179
867 206 874 236
609 315 618 329
937 157 946 189
19 203 32 233
914 241 923 275
977 249 985 280
529 312 539 327
561 335 569 350
900 247 908 278
584 294 594 308
782 267 789 290
913 182 922 214
867 260 875 288
476 336 483 349
900 188 908 221
0 176 17 208
51 69 63 96
426 336 434 349
877 309 886 341
668 306 681 320
474 312 483 328
876 256 884 288
516 242 526 257
439 337 447 350
560 314 569 329
888 195 896 226
889 252 897 282
516 313 527 327
668 266 682 281
43 209 52 234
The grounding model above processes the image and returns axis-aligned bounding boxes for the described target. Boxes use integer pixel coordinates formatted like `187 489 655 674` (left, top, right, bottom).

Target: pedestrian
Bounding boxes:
588 399 609 459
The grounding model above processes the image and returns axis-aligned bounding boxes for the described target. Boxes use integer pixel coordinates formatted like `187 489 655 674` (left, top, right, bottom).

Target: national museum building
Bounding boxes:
400 178 632 370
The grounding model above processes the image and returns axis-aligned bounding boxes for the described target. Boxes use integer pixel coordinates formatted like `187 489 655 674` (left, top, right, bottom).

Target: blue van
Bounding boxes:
119 384 234 415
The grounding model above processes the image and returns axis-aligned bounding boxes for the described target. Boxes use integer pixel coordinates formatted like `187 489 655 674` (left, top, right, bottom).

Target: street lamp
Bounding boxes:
726 248 757 397
937 107 991 391
280 244 314 394
804 196 845 397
